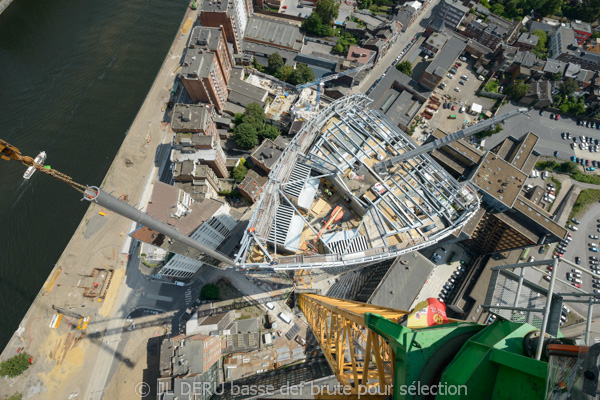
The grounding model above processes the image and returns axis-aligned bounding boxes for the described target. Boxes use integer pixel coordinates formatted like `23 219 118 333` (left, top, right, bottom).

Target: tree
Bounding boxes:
233 123 259 149
245 103 266 125
558 161 578 174
200 284 219 300
550 72 562 81
0 353 31 378
258 124 281 140
301 13 333 37
539 0 562 16
333 43 344 53
315 0 339 26
396 61 412 77
490 3 504 15
289 63 315 85
232 163 248 182
275 65 294 82
233 113 244 125
559 78 579 97
506 80 530 99
267 53 284 75
476 124 503 138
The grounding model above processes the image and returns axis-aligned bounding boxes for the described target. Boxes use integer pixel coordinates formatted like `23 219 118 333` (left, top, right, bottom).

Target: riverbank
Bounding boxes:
0 3 197 399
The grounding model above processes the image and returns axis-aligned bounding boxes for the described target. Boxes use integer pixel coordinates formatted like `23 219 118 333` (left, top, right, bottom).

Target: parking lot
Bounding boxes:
414 243 472 307
412 56 495 139
487 103 600 172
278 0 312 18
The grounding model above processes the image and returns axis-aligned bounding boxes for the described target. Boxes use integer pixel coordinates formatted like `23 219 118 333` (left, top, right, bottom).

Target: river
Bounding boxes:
0 0 188 350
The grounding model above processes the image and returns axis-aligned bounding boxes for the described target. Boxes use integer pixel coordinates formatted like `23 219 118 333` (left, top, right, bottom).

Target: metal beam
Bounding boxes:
83 187 235 267
374 108 529 173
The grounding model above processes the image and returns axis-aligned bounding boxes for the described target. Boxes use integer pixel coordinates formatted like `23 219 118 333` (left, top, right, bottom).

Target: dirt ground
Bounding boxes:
103 313 172 400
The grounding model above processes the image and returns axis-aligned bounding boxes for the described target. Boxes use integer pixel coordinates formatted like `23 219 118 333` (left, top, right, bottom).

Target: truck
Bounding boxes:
265 302 275 310
278 312 292 324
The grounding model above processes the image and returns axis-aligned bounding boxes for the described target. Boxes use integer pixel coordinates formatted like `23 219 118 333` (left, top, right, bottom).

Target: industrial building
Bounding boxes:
236 95 480 270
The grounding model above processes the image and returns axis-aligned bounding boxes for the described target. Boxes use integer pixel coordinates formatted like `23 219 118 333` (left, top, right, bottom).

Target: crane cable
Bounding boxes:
0 139 87 193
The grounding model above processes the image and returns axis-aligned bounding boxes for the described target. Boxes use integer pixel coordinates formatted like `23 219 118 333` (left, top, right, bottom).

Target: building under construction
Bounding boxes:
235 95 480 270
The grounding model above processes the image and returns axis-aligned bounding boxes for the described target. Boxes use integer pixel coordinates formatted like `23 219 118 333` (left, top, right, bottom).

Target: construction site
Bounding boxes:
235 95 481 270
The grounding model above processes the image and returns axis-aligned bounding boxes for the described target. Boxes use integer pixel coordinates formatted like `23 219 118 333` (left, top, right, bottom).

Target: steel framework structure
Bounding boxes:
236 95 480 271
299 293 406 396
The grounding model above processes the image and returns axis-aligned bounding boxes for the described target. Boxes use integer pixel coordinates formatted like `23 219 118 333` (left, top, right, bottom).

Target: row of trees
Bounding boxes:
483 0 600 22
232 103 281 149
482 0 563 20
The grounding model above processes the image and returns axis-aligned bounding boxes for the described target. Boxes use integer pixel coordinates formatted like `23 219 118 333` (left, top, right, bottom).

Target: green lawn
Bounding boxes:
569 189 600 220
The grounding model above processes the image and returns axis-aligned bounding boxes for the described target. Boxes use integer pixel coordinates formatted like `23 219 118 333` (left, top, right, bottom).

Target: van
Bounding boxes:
175 281 185 287
265 302 275 310
278 312 292 324
542 171 549 180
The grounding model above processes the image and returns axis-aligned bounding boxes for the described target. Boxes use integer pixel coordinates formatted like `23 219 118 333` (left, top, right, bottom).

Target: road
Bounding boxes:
357 0 440 94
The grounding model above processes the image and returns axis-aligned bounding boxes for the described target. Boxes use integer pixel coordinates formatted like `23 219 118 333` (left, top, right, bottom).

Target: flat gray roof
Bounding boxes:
423 36 466 78
171 103 213 132
181 48 216 80
245 16 304 51
368 253 435 310
228 76 268 107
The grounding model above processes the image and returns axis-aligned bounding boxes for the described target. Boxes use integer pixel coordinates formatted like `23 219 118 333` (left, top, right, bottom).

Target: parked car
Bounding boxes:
569 225 578 231
454 87 461 92
575 257 581 264
478 75 485 81
459 56 467 62
572 218 581 224
591 247 599 252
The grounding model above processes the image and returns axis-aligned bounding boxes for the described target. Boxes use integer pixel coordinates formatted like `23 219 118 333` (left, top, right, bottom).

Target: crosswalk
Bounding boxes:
184 288 193 305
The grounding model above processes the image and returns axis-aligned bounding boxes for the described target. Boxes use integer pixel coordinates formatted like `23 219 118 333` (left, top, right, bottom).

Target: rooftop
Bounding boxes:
517 32 539 46
368 252 435 310
189 26 224 51
181 48 216 80
470 152 527 209
570 20 591 33
346 46 374 64
251 137 286 172
237 95 480 270
200 0 230 13
423 36 467 78
245 16 304 51
228 74 268 107
146 181 223 237
171 103 214 132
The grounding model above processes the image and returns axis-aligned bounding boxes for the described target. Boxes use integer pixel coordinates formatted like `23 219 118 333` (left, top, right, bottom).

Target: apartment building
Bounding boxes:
180 49 229 112
158 334 221 400
199 0 249 54
171 103 219 138
437 0 469 30
189 26 234 85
